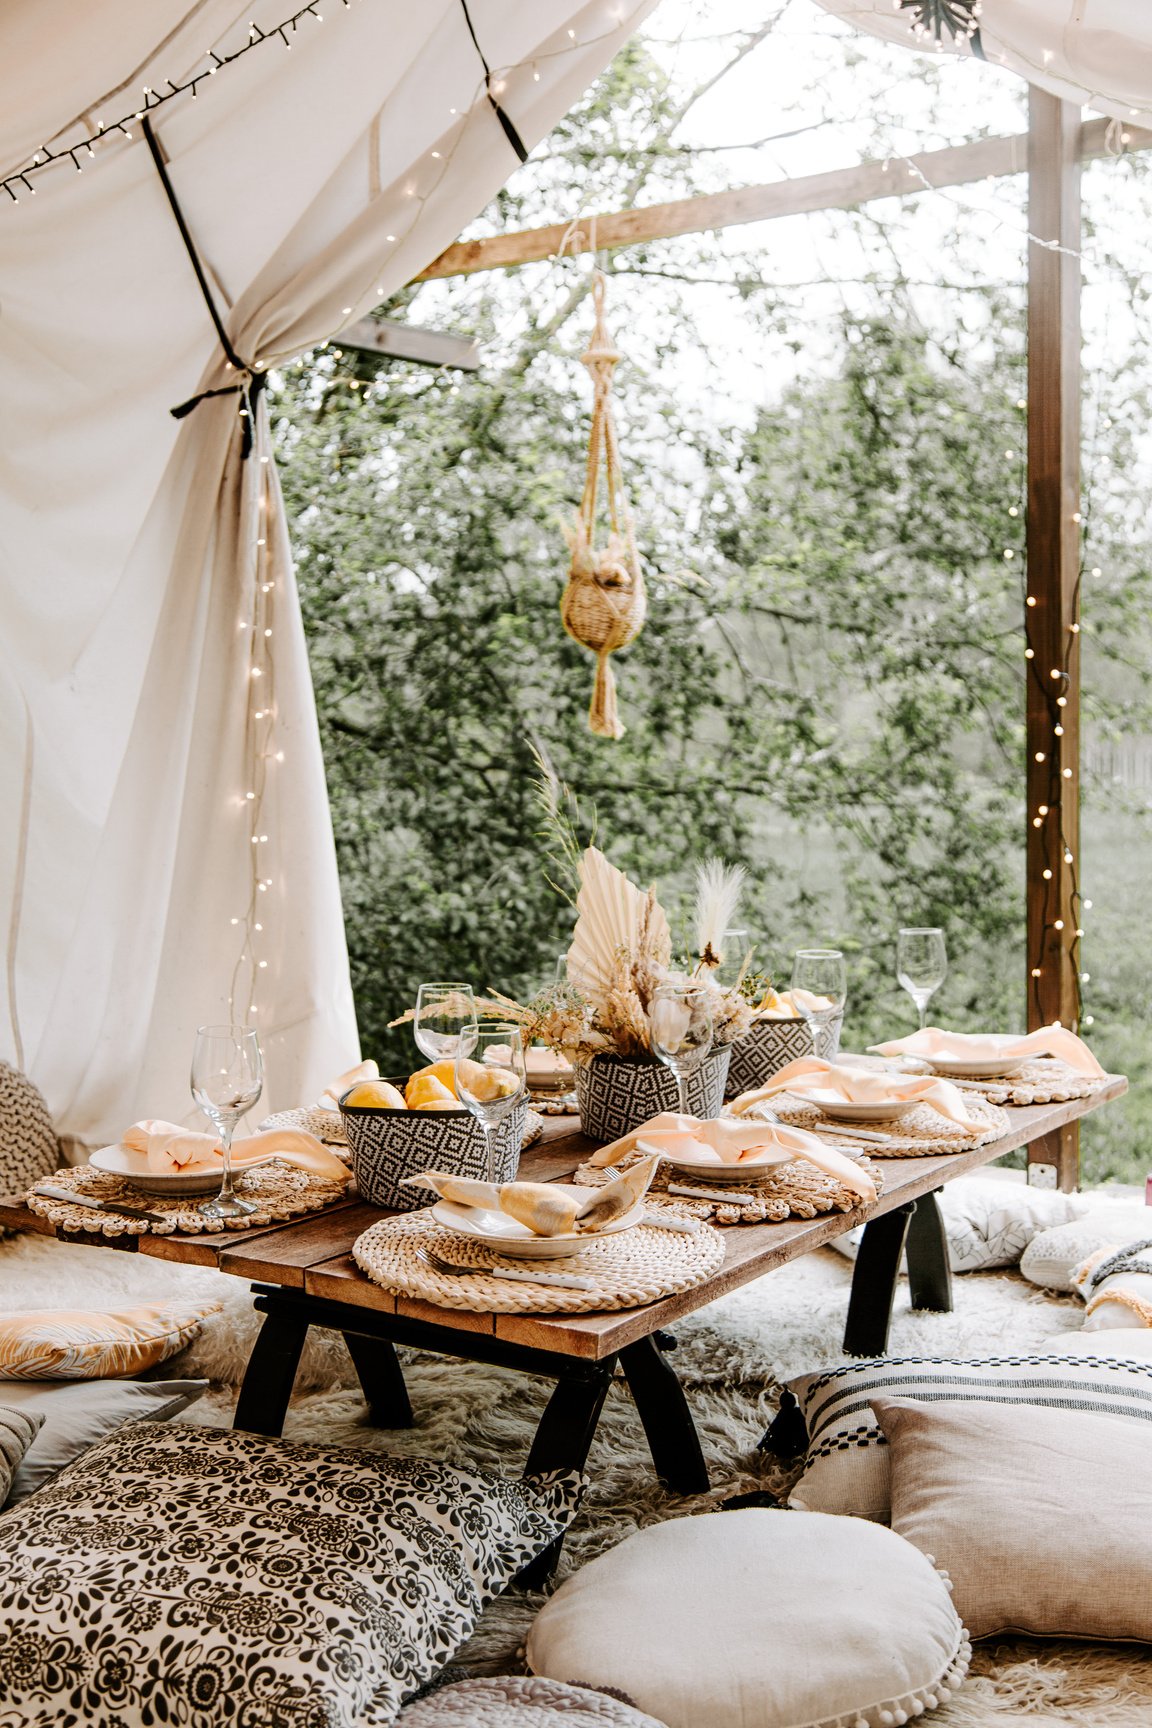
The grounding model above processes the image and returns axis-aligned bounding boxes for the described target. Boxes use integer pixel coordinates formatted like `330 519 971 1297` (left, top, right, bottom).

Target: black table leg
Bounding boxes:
233 1304 310 1436
518 1361 617 1588
620 1334 710 1495
905 1188 953 1314
342 1331 413 1428
843 1202 915 1357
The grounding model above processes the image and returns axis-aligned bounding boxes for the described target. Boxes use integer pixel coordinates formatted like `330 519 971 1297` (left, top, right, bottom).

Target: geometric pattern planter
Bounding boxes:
575 1049 731 1142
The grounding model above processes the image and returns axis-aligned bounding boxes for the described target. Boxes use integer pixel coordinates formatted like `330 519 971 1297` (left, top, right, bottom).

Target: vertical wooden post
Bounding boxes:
1025 88 1082 1190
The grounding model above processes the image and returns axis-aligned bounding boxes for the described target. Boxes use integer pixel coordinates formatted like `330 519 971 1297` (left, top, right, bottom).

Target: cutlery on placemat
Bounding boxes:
32 1184 167 1226
793 1120 895 1147
416 1247 595 1292
667 1181 759 1204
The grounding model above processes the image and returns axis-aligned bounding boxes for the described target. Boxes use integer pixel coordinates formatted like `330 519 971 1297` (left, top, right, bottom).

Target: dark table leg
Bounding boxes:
342 1331 413 1428
620 1334 709 1495
233 1304 310 1436
518 1360 617 1589
843 1201 915 1357
905 1188 953 1314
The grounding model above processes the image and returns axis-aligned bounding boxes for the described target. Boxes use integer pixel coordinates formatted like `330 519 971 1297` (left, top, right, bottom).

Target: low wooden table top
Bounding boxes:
0 1079 1126 1363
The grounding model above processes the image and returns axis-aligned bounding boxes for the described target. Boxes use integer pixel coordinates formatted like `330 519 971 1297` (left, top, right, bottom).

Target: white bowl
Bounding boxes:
429 1185 645 1259
927 1055 1027 1081
813 1096 917 1125
88 1143 226 1197
655 1145 795 1183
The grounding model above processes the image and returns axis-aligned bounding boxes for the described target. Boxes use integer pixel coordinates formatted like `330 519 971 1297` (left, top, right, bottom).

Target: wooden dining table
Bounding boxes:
0 1078 1126 1576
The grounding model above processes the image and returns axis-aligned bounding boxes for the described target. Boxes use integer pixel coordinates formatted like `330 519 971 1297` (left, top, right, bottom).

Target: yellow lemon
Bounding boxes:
406 1060 459 1097
457 1058 518 1103
343 1079 406 1110
404 1073 459 1110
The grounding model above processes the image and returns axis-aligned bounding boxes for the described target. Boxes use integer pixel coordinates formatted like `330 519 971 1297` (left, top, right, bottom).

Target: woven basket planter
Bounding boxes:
574 1048 731 1143
340 1094 527 1212
724 1012 843 1103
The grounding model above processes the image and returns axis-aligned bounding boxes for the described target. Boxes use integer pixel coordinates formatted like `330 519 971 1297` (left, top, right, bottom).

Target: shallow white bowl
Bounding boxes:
927 1055 1027 1081
88 1143 226 1197
813 1096 917 1125
429 1185 645 1259
656 1145 795 1183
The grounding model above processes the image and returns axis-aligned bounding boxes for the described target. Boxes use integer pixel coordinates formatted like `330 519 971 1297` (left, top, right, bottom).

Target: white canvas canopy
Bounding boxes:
0 0 652 1150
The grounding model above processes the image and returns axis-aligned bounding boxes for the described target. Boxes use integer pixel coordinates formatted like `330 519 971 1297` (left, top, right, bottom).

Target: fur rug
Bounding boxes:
3 1231 1152 1724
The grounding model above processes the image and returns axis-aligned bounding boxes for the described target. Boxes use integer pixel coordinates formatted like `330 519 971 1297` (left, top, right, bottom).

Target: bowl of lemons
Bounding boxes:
339 1061 528 1211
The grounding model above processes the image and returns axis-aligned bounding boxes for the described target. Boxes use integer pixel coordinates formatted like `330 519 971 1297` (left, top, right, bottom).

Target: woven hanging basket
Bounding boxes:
560 272 646 739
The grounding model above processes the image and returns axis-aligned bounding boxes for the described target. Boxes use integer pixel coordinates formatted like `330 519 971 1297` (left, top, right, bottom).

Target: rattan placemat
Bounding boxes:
573 1148 884 1225
764 1092 1009 1156
352 1211 726 1314
259 1105 351 1147
910 1057 1111 1107
26 1163 350 1236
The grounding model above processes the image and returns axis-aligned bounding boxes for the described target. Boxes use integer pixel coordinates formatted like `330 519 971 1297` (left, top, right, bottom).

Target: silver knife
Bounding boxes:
487 1265 596 1291
32 1184 167 1226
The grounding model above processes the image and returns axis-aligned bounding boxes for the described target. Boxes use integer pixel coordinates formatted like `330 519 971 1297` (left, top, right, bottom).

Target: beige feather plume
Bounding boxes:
565 847 671 1005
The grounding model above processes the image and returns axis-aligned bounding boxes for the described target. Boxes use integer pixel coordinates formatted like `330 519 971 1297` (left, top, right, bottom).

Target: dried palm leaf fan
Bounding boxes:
561 271 647 740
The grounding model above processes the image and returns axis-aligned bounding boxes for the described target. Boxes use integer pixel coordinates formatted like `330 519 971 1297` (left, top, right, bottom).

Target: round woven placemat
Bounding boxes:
573 1148 883 1225
26 1163 350 1236
352 1212 726 1314
764 1091 1009 1156
911 1057 1110 1108
259 1105 351 1147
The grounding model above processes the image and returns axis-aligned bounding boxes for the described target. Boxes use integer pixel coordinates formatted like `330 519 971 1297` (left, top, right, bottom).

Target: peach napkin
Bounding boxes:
867 1023 1105 1078
728 1057 978 1132
122 1119 349 1180
321 1059 380 1106
753 988 832 1020
585 1111 877 1204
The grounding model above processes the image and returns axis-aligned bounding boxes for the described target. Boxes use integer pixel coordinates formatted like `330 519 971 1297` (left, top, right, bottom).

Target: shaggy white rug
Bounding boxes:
3 1226 1152 1726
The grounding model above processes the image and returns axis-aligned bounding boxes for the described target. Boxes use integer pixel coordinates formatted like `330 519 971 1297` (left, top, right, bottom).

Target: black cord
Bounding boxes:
458 0 529 163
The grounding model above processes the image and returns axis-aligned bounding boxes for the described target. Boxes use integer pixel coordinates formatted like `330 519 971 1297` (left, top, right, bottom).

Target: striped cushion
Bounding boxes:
0 1301 221 1380
787 1354 1152 1522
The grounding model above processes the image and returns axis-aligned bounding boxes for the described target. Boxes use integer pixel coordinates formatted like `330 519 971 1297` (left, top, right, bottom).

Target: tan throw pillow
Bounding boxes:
0 1405 43 1501
0 1301 221 1379
873 1394 1152 1642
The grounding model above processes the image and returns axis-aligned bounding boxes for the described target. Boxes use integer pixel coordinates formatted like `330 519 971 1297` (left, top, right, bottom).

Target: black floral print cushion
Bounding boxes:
0 1421 581 1728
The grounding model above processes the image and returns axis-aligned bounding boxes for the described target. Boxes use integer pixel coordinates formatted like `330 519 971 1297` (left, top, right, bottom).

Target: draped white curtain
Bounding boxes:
0 0 653 1150
817 1 1152 123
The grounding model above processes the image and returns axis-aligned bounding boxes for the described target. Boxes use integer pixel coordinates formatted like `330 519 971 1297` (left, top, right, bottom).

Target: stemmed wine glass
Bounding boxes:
414 982 477 1064
649 982 714 1116
190 1023 263 1220
897 927 948 1030
717 928 750 990
454 1023 527 1182
790 950 847 1062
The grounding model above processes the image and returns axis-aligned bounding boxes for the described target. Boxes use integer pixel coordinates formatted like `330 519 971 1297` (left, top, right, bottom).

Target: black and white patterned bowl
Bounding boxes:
724 1012 844 1102
339 1093 527 1212
574 1048 731 1143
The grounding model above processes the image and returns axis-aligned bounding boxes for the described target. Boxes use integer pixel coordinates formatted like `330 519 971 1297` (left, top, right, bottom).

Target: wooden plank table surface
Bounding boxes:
0 1077 1127 1363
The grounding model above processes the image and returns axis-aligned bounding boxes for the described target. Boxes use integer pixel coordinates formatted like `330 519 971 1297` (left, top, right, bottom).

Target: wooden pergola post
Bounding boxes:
1025 87 1082 1190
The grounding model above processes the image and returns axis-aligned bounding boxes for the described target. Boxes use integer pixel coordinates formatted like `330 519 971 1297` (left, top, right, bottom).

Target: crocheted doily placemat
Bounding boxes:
764 1092 1009 1157
573 1148 884 1226
904 1057 1111 1107
352 1211 725 1314
26 1163 350 1236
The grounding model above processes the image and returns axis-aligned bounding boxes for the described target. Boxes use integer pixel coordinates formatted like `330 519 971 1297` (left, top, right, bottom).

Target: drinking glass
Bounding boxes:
190 1023 263 1220
454 1023 527 1182
717 928 750 990
897 927 948 1030
414 982 477 1064
649 982 714 1116
790 949 847 1062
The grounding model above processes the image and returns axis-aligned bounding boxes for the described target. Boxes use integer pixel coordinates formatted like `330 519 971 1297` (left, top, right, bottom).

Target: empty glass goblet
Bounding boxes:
190 1023 263 1220
414 982 477 1064
454 1022 527 1182
790 949 847 1063
649 982 714 1116
897 927 948 1030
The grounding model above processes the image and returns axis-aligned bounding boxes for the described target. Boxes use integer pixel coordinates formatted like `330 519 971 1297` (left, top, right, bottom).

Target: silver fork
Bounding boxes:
416 1246 595 1292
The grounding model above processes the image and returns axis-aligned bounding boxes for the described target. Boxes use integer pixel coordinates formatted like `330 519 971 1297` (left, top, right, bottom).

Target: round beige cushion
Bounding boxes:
1020 1206 1149 1291
1053 1327 1152 1359
526 1511 969 1728
397 1677 665 1727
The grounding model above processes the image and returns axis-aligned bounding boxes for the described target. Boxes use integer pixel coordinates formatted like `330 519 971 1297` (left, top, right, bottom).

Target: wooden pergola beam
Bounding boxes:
415 116 1150 281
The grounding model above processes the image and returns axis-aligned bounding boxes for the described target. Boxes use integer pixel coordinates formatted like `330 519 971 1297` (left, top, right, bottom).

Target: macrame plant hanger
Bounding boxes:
561 265 647 740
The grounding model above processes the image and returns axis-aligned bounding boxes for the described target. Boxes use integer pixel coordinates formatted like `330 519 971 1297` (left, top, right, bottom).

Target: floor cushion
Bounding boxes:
397 1676 667 1727
526 1510 969 1728
1047 1326 1152 1359
0 1061 58 1194
0 1420 581 1728
1020 1205 1151 1290
0 1299 221 1378
0 1405 41 1502
875 1393 1152 1641
1073 1240 1152 1329
784 1353 1152 1521
0 1376 207 1504
830 1178 1084 1272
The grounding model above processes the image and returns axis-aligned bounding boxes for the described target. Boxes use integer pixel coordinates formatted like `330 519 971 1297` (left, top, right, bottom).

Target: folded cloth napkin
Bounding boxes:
867 1023 1105 1078
404 1156 660 1236
122 1120 349 1181
585 1112 877 1205
320 1059 380 1105
753 988 832 1019
728 1056 977 1132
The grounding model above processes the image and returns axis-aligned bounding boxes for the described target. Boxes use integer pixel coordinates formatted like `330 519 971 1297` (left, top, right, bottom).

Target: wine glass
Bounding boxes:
897 927 948 1031
649 982 714 1117
414 982 477 1064
454 1023 527 1182
190 1024 263 1220
790 950 847 1063
717 928 750 990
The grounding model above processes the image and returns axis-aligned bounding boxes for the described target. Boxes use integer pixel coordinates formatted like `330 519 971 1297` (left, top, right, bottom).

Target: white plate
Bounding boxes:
657 1145 796 1183
927 1055 1028 1081
814 1097 916 1125
87 1144 225 1196
429 1186 645 1259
